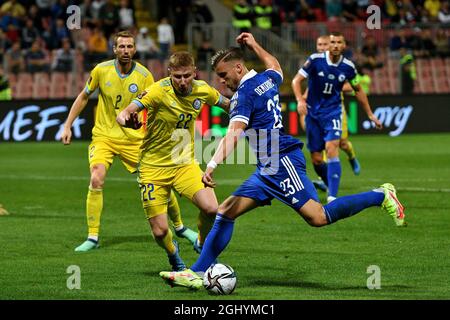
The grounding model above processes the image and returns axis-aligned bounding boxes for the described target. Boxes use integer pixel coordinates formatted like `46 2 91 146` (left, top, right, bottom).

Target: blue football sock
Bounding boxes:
327 158 341 197
323 190 385 224
313 162 328 185
191 214 235 273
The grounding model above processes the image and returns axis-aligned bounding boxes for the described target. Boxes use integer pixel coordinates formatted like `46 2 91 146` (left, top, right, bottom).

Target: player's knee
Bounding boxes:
340 139 348 150
305 214 328 227
90 175 104 189
201 203 219 217
311 153 324 165
152 226 169 240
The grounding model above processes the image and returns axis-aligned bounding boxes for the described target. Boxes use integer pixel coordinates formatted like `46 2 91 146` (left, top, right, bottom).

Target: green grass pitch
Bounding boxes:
0 133 449 300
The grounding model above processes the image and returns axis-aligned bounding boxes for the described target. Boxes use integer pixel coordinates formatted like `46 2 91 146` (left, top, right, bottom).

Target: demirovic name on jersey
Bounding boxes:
229 69 303 171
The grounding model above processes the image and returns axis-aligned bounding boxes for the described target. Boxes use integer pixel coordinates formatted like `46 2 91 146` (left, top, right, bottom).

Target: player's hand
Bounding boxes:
368 114 383 130
297 99 308 116
202 167 216 188
61 127 72 145
124 112 142 130
236 32 256 49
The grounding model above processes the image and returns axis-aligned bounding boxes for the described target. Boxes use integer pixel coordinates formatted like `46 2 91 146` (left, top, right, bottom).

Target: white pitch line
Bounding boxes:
0 175 449 193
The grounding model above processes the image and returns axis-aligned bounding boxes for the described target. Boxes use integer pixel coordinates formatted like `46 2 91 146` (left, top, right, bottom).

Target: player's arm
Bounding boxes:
350 80 382 129
291 72 308 116
217 95 231 112
236 32 282 75
61 90 89 145
342 81 354 93
116 102 142 129
203 121 247 188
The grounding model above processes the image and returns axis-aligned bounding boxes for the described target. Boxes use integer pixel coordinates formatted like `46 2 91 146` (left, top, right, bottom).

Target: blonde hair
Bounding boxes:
168 51 195 69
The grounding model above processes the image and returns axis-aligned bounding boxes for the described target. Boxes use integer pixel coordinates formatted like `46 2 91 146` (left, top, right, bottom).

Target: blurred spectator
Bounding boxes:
399 47 416 94
384 0 399 22
354 65 371 95
196 39 215 71
360 35 383 70
325 0 342 21
390 29 408 55
136 27 159 61
51 0 71 21
298 0 316 22
173 0 190 44
35 0 54 19
27 5 44 32
232 0 253 33
5 23 19 43
25 39 50 73
438 1 450 24
79 0 97 29
51 37 75 72
419 29 436 58
21 18 40 49
157 17 174 62
342 0 358 22
91 0 106 21
118 0 135 29
435 29 450 57
0 0 26 27
424 0 441 20
0 66 12 100
0 28 11 64
191 0 214 40
4 41 25 74
282 0 299 23
254 0 273 30
99 0 119 39
85 27 109 70
52 18 70 49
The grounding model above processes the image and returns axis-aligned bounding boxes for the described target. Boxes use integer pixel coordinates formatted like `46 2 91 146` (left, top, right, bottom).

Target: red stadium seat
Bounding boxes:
32 72 50 99
49 72 67 99
15 73 33 99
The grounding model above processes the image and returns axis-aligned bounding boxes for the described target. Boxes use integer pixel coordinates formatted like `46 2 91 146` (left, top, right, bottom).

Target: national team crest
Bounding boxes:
338 74 346 82
129 83 138 93
193 98 202 110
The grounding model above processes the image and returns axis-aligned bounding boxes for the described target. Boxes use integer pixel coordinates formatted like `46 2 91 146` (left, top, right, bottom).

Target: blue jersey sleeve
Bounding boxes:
263 69 283 87
299 55 314 78
229 91 253 125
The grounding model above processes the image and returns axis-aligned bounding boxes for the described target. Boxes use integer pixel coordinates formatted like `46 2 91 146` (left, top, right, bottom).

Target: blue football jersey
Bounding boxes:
229 69 303 170
299 51 357 118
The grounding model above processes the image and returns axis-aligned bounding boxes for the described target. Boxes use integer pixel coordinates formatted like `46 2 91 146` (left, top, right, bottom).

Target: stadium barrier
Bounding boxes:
1 95 449 142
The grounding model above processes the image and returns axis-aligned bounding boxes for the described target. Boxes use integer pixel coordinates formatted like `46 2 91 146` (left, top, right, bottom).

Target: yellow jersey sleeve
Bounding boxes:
85 66 99 95
205 84 221 106
132 82 160 113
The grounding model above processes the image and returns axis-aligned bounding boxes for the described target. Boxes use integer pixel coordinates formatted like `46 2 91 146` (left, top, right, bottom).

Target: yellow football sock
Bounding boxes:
86 186 103 238
343 140 356 160
197 211 215 245
154 228 176 255
167 191 183 230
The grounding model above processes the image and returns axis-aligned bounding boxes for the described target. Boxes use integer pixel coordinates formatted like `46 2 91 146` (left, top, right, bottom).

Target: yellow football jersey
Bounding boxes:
133 77 221 167
85 59 154 142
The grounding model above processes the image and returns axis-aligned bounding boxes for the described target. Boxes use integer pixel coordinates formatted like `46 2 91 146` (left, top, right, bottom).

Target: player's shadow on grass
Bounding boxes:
250 279 413 291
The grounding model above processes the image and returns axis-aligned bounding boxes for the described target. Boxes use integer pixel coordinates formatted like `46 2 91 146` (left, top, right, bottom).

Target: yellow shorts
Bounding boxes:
341 105 349 140
88 137 141 173
138 162 205 218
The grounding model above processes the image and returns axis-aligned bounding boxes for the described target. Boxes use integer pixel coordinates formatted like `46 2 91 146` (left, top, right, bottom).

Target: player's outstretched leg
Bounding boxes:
380 183 406 227
160 269 203 290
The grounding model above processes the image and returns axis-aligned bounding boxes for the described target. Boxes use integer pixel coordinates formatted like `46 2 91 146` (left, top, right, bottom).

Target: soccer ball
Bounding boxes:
203 263 237 295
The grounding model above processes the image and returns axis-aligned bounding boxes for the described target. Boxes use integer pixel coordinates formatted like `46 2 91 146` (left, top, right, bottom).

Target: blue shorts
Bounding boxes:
232 148 319 211
305 112 342 153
